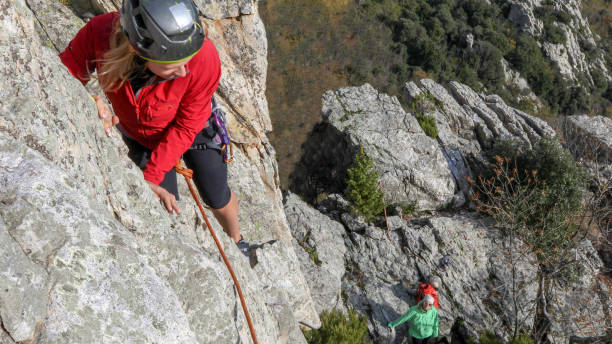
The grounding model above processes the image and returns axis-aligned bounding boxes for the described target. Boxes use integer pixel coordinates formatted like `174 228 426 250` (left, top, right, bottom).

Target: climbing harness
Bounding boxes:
174 161 258 344
210 97 234 163
189 96 233 162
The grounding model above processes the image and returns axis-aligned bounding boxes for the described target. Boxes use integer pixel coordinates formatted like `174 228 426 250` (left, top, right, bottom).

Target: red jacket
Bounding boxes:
59 12 221 185
416 282 440 310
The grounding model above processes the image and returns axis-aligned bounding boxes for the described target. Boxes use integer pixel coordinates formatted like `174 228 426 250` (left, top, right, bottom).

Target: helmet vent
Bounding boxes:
134 14 146 30
141 37 154 49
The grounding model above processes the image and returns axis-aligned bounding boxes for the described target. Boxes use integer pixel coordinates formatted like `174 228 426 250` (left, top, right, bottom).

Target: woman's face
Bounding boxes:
146 57 193 79
422 302 432 311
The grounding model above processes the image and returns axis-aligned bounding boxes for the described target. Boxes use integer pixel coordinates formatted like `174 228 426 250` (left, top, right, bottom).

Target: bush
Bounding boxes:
472 137 586 269
409 91 440 138
303 309 372 344
544 22 567 44
345 147 385 222
471 331 504 344
416 114 439 138
510 333 535 344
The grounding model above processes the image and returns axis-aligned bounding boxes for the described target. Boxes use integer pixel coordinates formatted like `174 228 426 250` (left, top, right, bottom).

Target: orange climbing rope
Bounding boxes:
174 161 258 344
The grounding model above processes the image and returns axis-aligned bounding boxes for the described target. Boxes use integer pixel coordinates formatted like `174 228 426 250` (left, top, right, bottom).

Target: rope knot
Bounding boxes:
174 161 194 179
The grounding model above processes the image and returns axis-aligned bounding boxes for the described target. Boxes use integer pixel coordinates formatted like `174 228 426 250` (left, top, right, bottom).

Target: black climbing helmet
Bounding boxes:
120 0 205 63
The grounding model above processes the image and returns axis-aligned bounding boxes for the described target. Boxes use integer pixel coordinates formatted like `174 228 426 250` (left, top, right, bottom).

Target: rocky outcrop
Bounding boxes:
286 190 612 343
562 115 612 278
286 191 541 342
403 79 554 203
546 240 612 343
291 79 555 211
287 79 612 343
507 0 610 84
284 193 347 315
564 115 612 165
1 0 316 342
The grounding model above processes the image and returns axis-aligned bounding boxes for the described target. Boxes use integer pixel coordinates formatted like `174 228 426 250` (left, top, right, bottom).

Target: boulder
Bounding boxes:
291 83 457 211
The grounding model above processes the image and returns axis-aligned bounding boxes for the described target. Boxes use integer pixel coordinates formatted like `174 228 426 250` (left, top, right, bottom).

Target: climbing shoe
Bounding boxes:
236 236 250 258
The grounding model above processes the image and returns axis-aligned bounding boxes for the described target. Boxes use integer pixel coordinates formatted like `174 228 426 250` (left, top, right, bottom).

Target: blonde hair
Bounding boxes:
97 17 209 92
97 20 140 92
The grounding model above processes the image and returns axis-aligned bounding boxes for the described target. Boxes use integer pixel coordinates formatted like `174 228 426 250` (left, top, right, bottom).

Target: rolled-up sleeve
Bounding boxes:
59 18 97 85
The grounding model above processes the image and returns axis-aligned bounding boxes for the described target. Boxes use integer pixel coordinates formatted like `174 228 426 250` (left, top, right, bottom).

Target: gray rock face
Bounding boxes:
287 78 611 343
291 80 556 212
0 214 47 342
507 0 543 36
564 115 612 165
546 240 612 343
402 79 555 201
1 134 202 343
284 192 347 314
196 0 256 20
562 115 612 277
285 191 612 344
285 192 543 342
507 0 610 84
292 83 457 210
344 212 540 342
1 0 315 342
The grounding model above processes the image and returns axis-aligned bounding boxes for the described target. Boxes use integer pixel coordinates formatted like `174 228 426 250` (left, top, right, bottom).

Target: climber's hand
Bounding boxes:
146 181 181 215
93 95 119 137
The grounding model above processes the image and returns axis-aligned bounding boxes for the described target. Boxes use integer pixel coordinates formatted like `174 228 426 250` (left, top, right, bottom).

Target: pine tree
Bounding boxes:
345 147 385 222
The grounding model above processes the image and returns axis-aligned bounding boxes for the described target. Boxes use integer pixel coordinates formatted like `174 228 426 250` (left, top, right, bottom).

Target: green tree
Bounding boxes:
345 147 385 222
303 309 373 344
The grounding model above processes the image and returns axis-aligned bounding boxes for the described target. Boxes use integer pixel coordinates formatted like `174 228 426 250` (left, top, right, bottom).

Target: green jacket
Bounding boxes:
388 305 439 339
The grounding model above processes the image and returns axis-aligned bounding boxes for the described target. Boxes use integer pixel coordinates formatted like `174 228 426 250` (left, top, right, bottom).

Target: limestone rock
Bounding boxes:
507 0 543 36
0 215 47 342
403 79 554 201
303 195 541 343
1 0 314 342
284 192 347 314
546 240 612 343
252 240 321 330
507 0 610 84
292 83 457 210
196 0 256 20
564 115 612 165
205 9 271 143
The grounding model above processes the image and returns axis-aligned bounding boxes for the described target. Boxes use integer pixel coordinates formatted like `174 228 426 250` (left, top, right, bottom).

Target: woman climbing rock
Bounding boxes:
388 294 439 344
59 0 250 256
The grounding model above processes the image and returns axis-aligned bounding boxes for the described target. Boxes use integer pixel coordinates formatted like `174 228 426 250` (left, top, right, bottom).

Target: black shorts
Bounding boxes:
121 130 231 209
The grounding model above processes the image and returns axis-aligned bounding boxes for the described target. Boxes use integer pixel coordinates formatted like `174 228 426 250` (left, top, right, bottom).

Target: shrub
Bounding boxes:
345 147 385 222
416 114 439 138
303 309 372 344
471 331 504 344
510 333 535 344
544 22 567 44
472 137 586 269
409 91 440 138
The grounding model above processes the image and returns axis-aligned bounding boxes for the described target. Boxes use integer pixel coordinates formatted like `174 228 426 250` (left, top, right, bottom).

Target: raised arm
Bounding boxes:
387 307 416 329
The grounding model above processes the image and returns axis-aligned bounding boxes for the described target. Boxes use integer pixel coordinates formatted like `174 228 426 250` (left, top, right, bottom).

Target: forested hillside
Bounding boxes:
261 0 612 187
